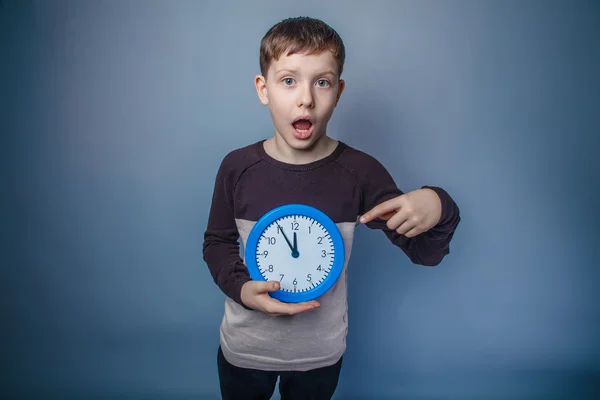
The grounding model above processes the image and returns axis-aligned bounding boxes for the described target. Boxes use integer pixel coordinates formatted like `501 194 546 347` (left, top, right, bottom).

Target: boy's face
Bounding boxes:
255 50 345 152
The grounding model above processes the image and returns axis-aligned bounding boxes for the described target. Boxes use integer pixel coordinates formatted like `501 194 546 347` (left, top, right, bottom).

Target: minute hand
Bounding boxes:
292 232 299 258
293 232 297 252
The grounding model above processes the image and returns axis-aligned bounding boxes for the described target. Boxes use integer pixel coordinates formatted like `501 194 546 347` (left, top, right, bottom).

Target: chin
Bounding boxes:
286 135 321 151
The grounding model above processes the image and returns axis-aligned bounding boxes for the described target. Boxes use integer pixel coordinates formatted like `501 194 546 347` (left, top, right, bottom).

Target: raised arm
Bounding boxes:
357 159 460 266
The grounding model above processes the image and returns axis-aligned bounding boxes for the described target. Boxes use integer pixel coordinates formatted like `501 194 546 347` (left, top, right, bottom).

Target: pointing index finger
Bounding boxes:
359 197 402 224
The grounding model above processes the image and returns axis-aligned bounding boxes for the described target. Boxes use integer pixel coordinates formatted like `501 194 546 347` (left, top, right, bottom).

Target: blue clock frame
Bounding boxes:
245 204 345 303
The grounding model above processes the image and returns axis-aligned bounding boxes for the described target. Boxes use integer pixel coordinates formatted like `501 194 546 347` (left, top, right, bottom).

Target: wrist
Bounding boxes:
236 278 254 310
421 185 456 230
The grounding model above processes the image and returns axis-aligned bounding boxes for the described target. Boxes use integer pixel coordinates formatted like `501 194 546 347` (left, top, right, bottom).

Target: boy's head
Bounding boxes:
259 16 346 79
255 17 347 152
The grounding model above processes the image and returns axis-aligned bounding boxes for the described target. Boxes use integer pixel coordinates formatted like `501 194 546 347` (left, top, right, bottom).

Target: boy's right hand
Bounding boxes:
241 281 320 316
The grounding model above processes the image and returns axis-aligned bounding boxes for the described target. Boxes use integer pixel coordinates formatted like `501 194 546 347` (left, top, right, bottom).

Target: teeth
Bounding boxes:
297 129 308 133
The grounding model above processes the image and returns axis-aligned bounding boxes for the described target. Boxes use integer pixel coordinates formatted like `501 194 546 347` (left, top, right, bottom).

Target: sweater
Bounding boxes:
203 139 460 371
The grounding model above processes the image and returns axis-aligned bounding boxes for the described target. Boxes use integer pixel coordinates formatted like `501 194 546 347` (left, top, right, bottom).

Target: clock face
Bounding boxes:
255 215 335 294
245 204 345 303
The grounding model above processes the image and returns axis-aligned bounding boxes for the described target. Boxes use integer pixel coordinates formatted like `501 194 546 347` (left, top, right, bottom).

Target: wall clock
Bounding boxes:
245 204 345 303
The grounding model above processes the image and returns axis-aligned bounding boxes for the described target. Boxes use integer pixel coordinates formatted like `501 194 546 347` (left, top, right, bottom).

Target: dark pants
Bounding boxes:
217 346 343 400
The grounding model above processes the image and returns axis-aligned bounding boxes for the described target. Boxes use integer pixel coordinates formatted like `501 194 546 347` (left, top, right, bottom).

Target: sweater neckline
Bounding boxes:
256 139 346 171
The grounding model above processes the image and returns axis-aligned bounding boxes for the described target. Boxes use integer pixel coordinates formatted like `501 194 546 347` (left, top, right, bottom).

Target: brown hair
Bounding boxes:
259 17 346 78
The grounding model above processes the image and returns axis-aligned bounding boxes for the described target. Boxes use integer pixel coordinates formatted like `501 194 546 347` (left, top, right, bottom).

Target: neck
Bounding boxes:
265 134 338 165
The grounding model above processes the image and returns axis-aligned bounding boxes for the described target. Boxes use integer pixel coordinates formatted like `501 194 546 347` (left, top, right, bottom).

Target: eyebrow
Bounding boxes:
275 69 337 77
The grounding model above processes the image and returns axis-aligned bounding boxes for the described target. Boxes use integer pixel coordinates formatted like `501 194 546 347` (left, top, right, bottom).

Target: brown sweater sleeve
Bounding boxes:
357 155 460 266
202 152 252 307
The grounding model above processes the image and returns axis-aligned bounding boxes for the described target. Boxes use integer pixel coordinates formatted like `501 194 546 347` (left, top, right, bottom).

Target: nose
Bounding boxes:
297 83 314 108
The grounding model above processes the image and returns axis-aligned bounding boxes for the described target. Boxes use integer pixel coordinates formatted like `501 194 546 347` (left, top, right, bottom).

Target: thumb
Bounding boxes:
267 281 281 292
254 280 280 293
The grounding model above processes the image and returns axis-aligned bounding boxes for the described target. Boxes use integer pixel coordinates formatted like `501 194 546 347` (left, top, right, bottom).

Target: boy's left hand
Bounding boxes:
359 188 442 238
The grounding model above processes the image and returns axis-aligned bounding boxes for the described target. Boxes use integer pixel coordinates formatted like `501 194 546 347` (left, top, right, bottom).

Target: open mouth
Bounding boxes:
292 118 314 139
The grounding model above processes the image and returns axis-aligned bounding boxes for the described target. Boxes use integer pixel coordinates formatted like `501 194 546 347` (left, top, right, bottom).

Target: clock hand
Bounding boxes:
277 223 295 253
292 232 299 258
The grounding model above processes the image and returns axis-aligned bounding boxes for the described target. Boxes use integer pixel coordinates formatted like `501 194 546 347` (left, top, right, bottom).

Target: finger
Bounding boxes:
395 219 417 236
251 280 280 294
385 208 410 231
302 300 320 308
404 226 423 238
379 211 396 221
267 281 280 292
263 297 317 315
279 299 320 313
360 196 405 224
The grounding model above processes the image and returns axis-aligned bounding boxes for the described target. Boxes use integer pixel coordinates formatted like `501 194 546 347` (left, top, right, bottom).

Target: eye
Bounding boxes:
282 78 295 86
316 79 330 88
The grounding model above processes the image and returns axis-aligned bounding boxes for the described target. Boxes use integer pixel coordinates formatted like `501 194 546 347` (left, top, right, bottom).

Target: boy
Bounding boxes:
203 16 460 400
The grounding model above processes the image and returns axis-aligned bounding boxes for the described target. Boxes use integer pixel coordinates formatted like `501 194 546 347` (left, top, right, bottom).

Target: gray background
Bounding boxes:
2 0 599 399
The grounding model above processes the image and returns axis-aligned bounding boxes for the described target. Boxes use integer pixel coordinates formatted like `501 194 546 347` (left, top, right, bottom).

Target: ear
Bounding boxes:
254 75 269 106
335 79 345 106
